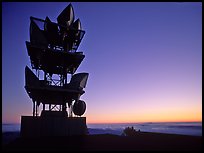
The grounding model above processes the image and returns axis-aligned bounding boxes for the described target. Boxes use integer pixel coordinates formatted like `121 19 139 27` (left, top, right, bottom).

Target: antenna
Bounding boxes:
21 4 89 137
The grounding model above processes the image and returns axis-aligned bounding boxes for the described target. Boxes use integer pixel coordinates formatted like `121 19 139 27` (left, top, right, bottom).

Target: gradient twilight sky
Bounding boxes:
2 2 202 124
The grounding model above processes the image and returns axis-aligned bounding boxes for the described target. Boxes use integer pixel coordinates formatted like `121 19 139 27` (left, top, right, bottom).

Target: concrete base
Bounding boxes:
21 116 87 137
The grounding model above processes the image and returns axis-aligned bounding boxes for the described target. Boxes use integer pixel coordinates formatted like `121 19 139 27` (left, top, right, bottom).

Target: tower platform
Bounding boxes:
21 116 87 137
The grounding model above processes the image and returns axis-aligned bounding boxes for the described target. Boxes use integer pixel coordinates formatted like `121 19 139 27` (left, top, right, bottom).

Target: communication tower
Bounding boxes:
21 4 89 137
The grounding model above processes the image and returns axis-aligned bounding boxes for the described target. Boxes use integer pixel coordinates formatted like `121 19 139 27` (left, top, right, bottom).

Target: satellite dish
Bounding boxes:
68 73 89 89
72 18 82 30
30 20 48 46
57 3 75 28
73 100 86 116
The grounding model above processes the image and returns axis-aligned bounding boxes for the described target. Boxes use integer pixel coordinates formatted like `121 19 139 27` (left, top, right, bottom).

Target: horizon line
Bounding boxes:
2 120 202 125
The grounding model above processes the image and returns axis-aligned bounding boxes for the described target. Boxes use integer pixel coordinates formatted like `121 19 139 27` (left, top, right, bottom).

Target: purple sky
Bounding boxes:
2 2 202 123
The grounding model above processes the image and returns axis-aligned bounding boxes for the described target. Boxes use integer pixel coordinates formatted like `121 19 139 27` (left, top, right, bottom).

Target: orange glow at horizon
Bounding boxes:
2 102 202 124
2 100 202 124
3 110 202 124
86 108 202 124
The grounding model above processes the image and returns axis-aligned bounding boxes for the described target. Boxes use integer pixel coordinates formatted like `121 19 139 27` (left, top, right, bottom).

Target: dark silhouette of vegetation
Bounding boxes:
122 126 140 136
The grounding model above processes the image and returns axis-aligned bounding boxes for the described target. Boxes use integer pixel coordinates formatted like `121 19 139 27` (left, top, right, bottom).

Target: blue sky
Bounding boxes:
2 2 202 123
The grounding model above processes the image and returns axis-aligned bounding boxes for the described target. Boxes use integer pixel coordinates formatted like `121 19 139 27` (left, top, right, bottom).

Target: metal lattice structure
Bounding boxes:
25 4 88 118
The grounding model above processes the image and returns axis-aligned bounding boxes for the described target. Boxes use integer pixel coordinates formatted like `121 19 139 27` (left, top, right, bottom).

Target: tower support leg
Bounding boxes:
43 104 45 111
32 100 35 117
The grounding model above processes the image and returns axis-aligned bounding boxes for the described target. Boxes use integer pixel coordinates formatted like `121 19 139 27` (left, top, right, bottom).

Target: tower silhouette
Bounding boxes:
21 4 89 137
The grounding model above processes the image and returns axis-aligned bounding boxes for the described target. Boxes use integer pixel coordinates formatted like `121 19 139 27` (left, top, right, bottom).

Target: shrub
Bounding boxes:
122 126 139 136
